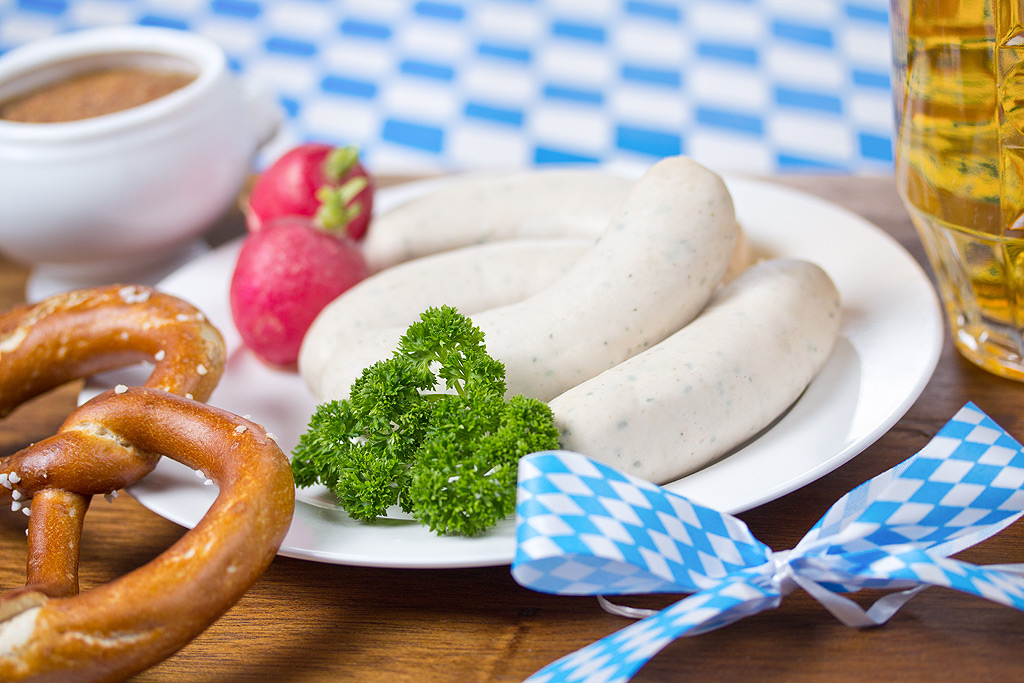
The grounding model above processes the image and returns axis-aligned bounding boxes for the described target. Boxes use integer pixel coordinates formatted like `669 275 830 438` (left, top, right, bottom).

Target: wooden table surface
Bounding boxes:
1 175 1022 682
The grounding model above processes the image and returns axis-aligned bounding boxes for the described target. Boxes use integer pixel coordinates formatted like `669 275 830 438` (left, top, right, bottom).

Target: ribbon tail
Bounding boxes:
791 572 930 628
984 562 1024 577
598 595 660 619
792 557 1024 629
525 577 780 683
921 558 1024 612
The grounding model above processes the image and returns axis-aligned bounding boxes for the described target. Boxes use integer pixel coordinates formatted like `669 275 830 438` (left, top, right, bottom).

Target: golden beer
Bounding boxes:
892 0 1024 379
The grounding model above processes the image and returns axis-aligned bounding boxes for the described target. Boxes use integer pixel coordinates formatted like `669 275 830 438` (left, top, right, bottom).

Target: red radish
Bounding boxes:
230 216 369 367
246 143 375 240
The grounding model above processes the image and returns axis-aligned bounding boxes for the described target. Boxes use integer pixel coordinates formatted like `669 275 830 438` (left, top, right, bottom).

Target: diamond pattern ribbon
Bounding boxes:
512 403 1024 683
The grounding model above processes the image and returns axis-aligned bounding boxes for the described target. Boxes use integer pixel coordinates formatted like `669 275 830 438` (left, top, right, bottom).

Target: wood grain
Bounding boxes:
1 175 1022 682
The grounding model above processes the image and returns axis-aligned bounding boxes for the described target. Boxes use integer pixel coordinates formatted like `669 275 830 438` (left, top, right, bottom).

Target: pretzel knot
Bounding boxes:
0 286 295 682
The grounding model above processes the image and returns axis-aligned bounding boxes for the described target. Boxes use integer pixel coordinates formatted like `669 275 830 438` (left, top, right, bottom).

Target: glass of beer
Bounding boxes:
891 0 1024 380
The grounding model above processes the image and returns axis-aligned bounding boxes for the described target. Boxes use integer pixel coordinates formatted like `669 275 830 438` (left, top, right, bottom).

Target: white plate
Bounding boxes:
85 174 943 568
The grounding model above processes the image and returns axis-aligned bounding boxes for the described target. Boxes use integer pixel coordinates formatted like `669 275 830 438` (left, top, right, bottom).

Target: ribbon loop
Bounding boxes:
514 450 773 596
514 403 1024 682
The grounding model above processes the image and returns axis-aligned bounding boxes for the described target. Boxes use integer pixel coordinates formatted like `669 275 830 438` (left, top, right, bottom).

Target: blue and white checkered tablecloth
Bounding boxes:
0 0 894 176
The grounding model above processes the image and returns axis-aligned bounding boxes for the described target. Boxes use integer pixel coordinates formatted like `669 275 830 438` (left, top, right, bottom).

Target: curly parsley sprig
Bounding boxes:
291 305 559 536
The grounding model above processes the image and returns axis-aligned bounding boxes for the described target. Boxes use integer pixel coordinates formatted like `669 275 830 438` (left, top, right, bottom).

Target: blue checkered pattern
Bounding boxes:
513 403 1024 683
0 0 894 176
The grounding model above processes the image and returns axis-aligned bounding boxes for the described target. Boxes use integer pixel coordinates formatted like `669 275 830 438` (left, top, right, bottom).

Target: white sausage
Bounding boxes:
363 169 634 271
365 168 753 278
300 239 589 400
308 156 738 403
547 258 842 484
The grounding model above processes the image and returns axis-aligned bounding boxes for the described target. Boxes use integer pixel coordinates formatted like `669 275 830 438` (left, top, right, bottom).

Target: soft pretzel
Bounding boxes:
0 284 225 415
0 286 295 681
0 388 294 681
0 285 225 601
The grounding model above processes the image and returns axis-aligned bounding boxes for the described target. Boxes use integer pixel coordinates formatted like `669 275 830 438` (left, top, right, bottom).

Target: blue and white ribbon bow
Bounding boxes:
512 403 1024 683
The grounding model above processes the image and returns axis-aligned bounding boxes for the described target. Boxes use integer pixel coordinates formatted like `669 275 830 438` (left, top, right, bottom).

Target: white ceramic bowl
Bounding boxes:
0 26 280 299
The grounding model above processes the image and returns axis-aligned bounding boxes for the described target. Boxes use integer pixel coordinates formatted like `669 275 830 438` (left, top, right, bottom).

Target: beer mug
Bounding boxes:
891 1 1024 380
